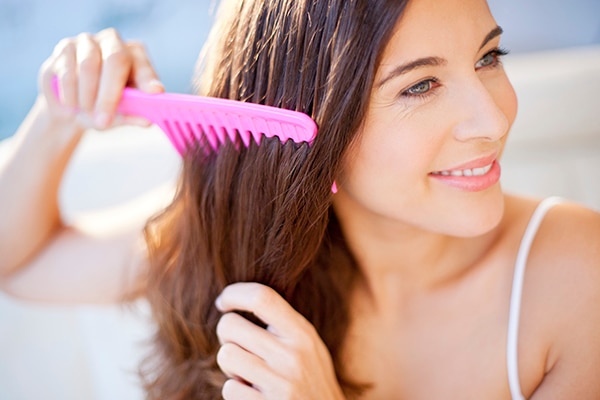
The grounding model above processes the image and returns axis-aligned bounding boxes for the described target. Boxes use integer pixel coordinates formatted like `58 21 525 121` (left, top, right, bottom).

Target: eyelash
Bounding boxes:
476 46 510 69
399 47 510 101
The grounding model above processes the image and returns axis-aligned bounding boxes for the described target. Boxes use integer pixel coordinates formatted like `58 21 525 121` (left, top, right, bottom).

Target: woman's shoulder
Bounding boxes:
503 194 600 267
504 195 600 391
519 194 600 317
502 194 599 291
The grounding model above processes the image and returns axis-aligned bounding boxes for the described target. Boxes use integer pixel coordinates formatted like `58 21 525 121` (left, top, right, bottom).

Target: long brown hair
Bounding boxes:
142 0 407 398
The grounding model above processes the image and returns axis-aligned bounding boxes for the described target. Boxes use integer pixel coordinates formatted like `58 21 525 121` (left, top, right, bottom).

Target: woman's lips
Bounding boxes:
429 159 501 192
430 162 494 177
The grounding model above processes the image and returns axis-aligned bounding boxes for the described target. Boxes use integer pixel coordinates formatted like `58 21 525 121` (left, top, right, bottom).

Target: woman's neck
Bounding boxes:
332 192 503 312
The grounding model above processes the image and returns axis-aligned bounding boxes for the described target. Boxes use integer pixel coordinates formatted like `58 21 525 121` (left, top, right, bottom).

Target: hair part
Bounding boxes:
142 0 407 398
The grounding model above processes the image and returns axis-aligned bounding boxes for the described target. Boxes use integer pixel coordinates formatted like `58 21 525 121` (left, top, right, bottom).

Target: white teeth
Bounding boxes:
472 164 493 176
433 163 493 177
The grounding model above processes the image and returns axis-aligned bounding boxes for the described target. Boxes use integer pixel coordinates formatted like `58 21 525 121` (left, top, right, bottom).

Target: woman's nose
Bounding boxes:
451 78 510 143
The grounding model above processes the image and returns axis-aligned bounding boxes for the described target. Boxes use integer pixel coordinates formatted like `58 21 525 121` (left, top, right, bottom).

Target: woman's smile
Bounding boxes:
429 159 501 192
429 152 501 192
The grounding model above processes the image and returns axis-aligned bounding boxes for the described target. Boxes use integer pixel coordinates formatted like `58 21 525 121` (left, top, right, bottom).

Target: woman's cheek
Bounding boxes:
493 73 518 129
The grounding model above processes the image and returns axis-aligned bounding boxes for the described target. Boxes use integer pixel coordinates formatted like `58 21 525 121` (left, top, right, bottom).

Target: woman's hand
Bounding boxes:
38 27 164 132
0 28 163 286
215 282 346 400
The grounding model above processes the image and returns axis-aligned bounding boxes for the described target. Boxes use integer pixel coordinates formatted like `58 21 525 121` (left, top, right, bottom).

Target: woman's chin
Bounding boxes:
445 189 505 238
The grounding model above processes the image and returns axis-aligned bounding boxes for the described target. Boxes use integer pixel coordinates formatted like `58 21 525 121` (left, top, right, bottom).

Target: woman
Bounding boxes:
1 0 599 398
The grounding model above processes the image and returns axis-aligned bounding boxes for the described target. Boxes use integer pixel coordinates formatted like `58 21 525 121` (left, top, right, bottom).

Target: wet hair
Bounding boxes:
142 0 407 398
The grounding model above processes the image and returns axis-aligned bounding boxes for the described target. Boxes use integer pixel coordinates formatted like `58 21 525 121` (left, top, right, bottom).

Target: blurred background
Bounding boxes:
0 1 599 400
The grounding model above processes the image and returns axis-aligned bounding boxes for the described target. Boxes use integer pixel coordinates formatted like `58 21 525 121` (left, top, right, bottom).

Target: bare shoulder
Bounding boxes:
506 195 600 397
506 195 600 314
529 196 600 287
529 196 600 337
504 194 600 267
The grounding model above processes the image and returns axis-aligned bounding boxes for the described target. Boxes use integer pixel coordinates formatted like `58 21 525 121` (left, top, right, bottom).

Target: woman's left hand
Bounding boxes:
215 282 346 400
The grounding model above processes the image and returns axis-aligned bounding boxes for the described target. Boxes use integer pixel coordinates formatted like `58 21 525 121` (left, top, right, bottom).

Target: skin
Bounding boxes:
1 0 599 399
0 29 163 303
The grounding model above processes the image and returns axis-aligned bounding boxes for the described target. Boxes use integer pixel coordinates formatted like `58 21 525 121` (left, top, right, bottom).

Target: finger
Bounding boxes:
127 40 164 93
45 39 79 110
216 312 282 360
113 114 153 127
216 342 278 390
222 378 262 400
216 282 309 338
39 60 68 115
93 28 131 128
75 33 102 112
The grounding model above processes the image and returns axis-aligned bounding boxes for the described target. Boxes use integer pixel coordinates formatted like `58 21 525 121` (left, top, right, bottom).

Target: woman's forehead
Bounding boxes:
382 0 498 58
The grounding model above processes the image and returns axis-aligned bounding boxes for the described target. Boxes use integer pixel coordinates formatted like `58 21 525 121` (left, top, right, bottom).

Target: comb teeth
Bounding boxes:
159 111 304 153
114 88 318 155
159 113 255 153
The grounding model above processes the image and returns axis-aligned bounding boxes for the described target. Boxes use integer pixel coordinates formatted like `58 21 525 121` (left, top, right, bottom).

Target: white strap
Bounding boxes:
507 197 563 400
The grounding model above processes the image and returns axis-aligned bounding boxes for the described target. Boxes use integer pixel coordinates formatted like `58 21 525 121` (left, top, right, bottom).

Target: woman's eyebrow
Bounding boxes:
377 56 447 88
376 25 504 88
479 25 503 50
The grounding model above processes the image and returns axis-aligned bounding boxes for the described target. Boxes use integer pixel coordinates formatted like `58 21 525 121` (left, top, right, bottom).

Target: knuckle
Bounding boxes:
75 32 94 42
54 38 76 57
103 48 131 66
126 40 146 53
97 27 121 39
250 285 275 309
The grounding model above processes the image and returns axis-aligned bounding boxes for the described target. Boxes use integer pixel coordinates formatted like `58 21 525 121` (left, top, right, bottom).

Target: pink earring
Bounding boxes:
331 181 338 194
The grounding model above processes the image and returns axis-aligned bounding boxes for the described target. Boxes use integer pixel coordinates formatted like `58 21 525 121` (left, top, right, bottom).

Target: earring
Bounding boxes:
331 181 338 194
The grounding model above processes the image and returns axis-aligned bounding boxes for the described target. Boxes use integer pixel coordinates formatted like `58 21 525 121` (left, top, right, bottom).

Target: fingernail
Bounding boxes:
215 295 223 310
147 79 164 92
95 112 111 129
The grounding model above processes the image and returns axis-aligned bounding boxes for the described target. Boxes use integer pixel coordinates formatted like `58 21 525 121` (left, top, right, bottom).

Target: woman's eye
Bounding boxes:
478 53 496 67
402 78 439 97
475 47 509 69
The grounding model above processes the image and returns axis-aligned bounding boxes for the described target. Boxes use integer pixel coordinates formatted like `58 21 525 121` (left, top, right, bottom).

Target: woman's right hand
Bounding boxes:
0 28 164 291
38 27 164 132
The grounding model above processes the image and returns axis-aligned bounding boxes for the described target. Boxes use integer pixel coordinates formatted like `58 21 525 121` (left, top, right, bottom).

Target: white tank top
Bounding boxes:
506 197 563 399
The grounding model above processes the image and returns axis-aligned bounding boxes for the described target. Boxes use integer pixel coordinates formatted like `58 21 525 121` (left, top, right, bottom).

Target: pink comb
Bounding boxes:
51 77 317 154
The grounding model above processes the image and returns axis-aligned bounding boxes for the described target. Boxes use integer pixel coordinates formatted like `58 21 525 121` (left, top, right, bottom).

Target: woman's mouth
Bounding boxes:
429 160 500 192
430 163 493 177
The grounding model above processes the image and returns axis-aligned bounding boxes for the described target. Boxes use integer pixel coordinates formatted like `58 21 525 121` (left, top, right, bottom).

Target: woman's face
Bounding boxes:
336 0 517 237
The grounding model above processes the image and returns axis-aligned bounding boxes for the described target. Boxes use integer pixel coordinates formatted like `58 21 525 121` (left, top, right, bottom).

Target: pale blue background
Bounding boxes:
0 0 598 141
